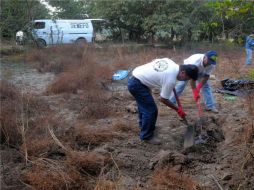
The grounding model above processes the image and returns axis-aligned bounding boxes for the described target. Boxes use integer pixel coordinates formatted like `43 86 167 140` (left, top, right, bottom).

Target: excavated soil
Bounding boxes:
1 51 254 190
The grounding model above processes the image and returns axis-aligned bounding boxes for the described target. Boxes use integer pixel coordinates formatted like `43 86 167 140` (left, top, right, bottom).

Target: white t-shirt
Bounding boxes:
184 54 215 75
16 31 24 38
132 58 179 99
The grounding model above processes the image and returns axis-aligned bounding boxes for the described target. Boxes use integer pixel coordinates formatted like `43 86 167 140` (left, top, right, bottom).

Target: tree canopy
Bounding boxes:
1 0 50 39
1 0 253 43
46 0 88 19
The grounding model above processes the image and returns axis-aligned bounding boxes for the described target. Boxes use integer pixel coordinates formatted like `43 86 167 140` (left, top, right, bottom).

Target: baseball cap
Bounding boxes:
205 50 218 65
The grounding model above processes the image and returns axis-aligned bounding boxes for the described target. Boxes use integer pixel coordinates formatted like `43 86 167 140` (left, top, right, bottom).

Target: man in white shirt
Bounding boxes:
128 58 198 145
16 31 24 45
170 50 218 113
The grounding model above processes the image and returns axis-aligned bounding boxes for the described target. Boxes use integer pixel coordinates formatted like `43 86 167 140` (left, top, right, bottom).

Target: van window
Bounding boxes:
91 20 106 33
34 22 45 29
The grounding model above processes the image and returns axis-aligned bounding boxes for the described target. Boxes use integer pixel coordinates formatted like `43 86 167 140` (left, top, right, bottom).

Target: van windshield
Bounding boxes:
34 22 45 29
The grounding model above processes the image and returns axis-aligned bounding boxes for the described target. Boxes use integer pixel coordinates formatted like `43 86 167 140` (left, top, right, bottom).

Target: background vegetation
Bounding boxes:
1 0 253 44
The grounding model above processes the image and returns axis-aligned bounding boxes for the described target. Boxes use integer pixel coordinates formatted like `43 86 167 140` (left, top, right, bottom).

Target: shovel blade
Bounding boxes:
184 125 195 149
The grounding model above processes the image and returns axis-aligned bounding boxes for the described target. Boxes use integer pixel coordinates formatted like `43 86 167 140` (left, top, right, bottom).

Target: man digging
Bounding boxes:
169 50 219 113
128 58 198 145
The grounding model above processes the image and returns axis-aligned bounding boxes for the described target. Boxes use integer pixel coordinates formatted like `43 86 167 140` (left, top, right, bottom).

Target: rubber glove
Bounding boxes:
177 107 186 118
192 83 202 102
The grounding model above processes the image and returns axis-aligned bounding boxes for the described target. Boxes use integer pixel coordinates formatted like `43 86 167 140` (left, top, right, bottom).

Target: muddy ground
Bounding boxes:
1 45 254 190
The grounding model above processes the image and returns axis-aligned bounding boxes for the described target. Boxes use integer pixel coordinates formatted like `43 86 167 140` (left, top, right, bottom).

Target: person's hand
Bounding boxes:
192 89 200 102
177 107 186 118
192 83 202 102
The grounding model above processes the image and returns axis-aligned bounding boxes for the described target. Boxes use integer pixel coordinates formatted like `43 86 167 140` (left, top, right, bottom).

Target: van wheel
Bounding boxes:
36 39 46 48
76 38 87 45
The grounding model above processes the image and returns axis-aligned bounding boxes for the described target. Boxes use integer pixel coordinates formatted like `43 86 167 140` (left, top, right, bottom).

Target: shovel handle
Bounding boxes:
196 99 203 117
173 88 189 125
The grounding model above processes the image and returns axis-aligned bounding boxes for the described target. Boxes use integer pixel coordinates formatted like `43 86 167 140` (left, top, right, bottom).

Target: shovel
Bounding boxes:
195 99 206 144
173 89 195 148
196 99 203 127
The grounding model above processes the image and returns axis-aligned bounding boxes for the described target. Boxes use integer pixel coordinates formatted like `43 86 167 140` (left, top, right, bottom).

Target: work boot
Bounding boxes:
205 107 219 113
142 137 162 145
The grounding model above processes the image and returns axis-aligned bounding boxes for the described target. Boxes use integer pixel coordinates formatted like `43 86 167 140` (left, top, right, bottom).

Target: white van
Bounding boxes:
22 19 106 47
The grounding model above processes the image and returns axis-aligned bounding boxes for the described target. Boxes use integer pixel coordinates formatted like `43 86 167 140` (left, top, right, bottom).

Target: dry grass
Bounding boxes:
94 179 117 190
234 94 254 144
26 44 183 93
244 94 254 144
215 49 246 80
0 81 50 146
20 137 54 157
74 124 118 147
26 44 85 73
149 167 199 190
47 57 112 94
246 94 254 117
0 80 60 164
11 43 253 189
112 122 139 133
32 45 115 121
23 158 89 190
66 150 111 176
23 150 115 190
0 80 22 145
48 70 83 93
22 131 117 189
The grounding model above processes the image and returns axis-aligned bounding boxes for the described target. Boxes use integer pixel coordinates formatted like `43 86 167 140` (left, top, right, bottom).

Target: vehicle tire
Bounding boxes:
36 39 46 48
76 38 87 45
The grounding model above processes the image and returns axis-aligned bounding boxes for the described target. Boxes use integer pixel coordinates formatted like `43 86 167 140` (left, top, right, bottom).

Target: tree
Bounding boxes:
87 0 207 42
87 0 152 41
142 0 206 42
207 0 254 43
0 0 50 39
46 0 88 19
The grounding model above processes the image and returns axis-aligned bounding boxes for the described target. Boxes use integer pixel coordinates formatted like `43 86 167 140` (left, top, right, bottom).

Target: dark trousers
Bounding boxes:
127 77 158 140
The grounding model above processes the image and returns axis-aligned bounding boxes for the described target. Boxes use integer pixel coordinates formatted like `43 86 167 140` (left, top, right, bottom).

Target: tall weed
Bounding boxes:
149 167 198 190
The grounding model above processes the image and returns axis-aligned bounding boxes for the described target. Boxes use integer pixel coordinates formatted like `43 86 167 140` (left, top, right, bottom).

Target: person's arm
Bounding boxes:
160 97 178 111
192 75 209 101
198 75 209 87
159 83 186 118
160 97 186 118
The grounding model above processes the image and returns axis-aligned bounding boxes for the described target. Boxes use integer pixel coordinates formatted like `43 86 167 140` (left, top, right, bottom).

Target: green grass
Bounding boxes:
248 69 254 80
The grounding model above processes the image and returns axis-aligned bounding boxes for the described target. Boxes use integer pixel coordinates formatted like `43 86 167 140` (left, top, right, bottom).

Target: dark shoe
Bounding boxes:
205 107 219 113
143 137 162 145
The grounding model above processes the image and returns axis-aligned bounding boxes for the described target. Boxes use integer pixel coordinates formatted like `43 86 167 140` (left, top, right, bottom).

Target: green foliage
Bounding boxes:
87 0 151 41
0 0 49 39
87 0 208 42
207 0 254 43
87 0 253 43
142 0 207 42
1 0 253 43
248 69 254 80
46 0 88 19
